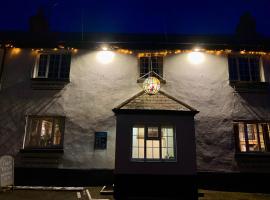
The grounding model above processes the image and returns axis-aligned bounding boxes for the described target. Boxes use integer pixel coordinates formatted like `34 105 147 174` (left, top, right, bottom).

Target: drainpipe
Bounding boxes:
0 44 7 90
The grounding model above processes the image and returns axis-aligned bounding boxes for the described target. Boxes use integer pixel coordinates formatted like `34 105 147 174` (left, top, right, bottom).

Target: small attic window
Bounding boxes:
139 56 163 78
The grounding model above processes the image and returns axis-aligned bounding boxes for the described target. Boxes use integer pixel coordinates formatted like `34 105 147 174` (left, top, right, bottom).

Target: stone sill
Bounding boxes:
235 152 270 159
230 81 269 93
31 78 70 90
137 78 166 84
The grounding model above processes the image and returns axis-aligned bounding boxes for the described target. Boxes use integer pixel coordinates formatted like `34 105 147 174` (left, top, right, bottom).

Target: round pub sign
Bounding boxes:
0 155 14 188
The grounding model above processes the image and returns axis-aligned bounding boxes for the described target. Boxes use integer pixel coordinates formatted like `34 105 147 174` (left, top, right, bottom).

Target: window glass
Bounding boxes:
25 116 64 149
236 122 270 153
132 125 175 161
139 56 163 78
228 56 261 82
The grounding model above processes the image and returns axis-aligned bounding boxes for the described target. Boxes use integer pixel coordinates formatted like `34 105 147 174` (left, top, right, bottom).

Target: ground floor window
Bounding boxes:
132 125 176 161
234 122 270 152
24 116 65 149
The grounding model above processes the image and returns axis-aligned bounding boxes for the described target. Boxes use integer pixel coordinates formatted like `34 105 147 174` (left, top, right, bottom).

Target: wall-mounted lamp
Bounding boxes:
187 48 205 64
96 44 115 64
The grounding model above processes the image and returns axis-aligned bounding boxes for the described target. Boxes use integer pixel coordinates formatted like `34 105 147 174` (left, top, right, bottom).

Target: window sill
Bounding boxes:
31 78 70 90
229 81 269 93
137 77 166 84
20 148 64 154
131 158 177 163
235 152 270 159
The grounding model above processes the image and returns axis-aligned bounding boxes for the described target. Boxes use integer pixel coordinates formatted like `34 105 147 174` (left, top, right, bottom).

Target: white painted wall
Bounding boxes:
0 49 269 172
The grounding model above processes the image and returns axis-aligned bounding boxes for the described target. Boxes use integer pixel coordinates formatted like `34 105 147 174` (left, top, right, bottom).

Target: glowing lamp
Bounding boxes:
96 51 115 64
143 77 160 95
188 52 205 64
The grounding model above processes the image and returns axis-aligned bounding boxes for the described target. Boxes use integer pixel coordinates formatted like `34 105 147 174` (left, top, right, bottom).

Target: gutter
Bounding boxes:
0 45 7 90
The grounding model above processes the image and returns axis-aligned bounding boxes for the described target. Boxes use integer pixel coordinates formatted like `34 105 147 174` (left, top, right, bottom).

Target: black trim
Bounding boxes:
20 148 64 153
230 81 269 92
31 78 70 90
113 108 199 115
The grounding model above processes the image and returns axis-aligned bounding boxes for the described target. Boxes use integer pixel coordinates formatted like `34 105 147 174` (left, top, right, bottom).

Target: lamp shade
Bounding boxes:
143 77 160 95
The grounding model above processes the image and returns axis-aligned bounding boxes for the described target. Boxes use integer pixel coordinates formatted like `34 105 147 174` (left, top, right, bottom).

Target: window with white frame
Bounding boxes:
24 116 65 149
228 55 262 82
139 56 163 78
33 53 71 80
132 125 176 161
234 122 270 152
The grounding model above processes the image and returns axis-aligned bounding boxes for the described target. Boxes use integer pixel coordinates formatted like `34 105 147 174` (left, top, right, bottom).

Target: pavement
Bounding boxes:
0 186 114 200
1 187 270 200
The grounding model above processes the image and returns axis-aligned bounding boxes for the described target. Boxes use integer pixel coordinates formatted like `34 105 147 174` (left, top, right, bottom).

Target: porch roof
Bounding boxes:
113 90 198 114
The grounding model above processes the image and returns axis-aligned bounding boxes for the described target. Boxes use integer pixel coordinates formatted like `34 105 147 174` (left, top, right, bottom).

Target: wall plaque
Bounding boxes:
0 155 14 188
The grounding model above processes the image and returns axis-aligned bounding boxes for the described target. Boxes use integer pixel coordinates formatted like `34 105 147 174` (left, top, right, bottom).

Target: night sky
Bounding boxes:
1 0 270 35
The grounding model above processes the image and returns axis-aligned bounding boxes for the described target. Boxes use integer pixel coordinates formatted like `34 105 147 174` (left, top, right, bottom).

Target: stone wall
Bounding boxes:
0 48 269 172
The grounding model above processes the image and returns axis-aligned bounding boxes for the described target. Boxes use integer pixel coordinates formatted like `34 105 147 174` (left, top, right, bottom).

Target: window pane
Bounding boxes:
40 119 53 147
153 148 160 159
28 118 41 147
138 148 144 158
139 56 163 77
148 127 158 138
238 123 246 152
247 124 260 151
132 147 138 158
37 54 48 77
60 54 71 79
48 54 60 78
53 119 62 145
238 57 250 81
132 135 138 147
258 124 265 151
161 127 175 160
138 139 144 147
228 57 238 81
249 57 260 81
146 148 153 159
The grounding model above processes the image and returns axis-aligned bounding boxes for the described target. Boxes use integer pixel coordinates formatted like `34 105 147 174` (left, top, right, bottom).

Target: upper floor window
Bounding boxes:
228 55 261 82
139 56 163 78
131 125 176 161
234 122 270 152
24 116 65 149
33 53 71 80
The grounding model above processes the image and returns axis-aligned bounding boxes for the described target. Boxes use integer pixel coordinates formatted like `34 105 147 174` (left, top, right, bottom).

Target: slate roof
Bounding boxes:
113 90 198 114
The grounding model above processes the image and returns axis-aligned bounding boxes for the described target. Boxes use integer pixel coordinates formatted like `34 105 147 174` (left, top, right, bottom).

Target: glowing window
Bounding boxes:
234 122 270 152
24 116 65 149
132 125 176 161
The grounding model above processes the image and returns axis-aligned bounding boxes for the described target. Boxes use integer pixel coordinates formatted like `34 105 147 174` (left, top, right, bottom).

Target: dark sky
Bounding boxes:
1 0 270 35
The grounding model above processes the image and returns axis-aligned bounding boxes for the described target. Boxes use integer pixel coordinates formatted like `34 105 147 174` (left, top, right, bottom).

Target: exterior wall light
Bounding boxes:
188 51 205 64
96 45 115 64
143 77 160 95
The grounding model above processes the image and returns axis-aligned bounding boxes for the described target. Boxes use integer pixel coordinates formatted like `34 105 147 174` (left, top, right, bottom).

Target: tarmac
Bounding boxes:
1 187 270 200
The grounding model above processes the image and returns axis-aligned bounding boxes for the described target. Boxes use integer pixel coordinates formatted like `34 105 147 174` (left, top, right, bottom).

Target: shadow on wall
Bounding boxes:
0 79 66 156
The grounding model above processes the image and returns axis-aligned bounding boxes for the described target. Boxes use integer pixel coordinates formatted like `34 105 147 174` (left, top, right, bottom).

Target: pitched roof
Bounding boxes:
113 90 198 114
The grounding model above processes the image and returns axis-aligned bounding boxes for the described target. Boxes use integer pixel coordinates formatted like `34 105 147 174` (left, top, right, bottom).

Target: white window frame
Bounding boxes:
33 52 70 79
131 124 177 162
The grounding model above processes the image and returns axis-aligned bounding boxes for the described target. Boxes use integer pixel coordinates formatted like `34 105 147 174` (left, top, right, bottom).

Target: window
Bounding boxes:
94 132 107 149
132 125 176 161
228 56 261 82
33 53 71 80
24 116 65 149
139 56 163 78
234 122 270 152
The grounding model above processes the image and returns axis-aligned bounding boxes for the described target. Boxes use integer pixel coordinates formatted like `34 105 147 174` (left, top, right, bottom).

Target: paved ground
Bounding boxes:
1 188 270 200
200 190 270 200
0 186 114 200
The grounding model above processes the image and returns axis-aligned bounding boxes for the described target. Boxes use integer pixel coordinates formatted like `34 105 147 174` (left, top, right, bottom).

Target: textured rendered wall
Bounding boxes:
0 49 269 172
